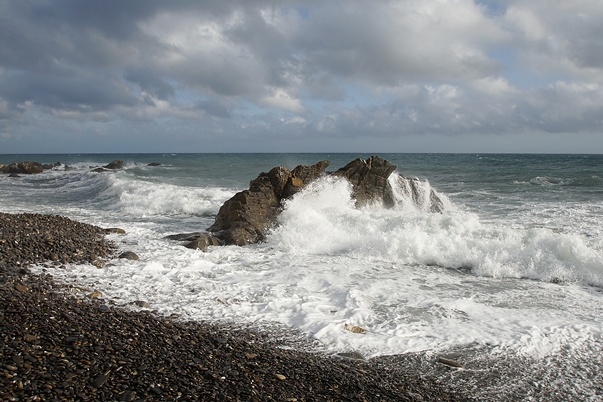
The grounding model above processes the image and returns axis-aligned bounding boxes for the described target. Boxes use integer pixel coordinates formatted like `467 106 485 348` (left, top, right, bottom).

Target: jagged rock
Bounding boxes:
208 160 330 246
334 156 397 207
104 160 125 170
92 167 107 173
148 162 161 166
0 164 7 174
6 161 45 174
168 156 442 250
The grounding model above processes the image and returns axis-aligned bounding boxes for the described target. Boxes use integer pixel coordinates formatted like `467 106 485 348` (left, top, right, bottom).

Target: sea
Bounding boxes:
1 153 602 400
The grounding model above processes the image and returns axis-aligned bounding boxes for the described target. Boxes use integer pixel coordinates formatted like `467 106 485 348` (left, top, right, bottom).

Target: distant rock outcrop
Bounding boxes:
0 161 61 175
104 160 125 170
168 156 445 250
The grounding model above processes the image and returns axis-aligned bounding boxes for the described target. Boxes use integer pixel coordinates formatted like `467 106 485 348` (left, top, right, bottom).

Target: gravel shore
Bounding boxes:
1 213 472 401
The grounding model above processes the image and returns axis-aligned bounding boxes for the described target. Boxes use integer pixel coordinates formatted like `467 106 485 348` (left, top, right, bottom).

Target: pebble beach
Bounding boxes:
1 212 470 401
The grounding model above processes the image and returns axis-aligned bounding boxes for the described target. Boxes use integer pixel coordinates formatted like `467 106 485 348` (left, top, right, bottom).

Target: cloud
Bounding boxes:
1 0 602 152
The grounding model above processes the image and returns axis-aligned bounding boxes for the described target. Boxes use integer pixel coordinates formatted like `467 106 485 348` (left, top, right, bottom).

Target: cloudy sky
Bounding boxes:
1 0 602 153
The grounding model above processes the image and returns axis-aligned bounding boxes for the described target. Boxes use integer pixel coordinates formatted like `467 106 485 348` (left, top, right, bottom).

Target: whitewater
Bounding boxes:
1 153 602 400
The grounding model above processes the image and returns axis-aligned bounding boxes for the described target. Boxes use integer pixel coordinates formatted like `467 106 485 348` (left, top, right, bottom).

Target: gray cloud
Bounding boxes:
1 0 602 152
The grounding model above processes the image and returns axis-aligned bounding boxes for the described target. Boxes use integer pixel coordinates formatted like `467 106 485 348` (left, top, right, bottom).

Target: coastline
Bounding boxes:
1 213 469 401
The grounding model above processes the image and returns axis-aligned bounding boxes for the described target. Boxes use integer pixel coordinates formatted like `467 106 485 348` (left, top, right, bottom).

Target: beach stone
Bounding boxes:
105 228 126 235
185 234 221 251
118 251 139 260
14 284 30 292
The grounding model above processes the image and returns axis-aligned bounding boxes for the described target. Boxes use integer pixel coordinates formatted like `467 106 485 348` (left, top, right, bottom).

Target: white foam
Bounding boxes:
99 173 234 218
38 176 603 360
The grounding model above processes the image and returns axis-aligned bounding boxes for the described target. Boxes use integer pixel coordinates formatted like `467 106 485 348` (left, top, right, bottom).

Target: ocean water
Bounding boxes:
1 153 602 400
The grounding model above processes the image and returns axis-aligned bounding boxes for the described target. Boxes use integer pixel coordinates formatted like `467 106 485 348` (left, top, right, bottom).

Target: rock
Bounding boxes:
185 234 221 251
14 284 30 292
104 160 125 170
334 156 397 207
165 232 204 241
169 156 443 250
0 163 7 173
147 162 161 166
437 357 464 369
118 251 139 260
131 300 150 308
208 160 330 246
6 161 45 174
336 351 366 361
88 291 102 299
92 372 110 388
343 324 368 334
91 167 107 173
104 227 126 235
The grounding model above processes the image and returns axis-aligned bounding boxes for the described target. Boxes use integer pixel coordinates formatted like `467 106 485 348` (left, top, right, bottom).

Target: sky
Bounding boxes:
1 0 602 154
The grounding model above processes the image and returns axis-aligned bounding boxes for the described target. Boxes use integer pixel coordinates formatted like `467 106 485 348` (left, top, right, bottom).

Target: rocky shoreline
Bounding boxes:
1 213 471 401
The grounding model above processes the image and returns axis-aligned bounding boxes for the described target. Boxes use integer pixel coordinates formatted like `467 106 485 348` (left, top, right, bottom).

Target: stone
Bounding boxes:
105 228 126 235
92 372 110 388
343 324 368 334
185 234 221 251
132 300 150 308
147 162 161 166
118 251 139 260
208 177 281 246
207 160 330 246
165 232 204 241
6 161 45 174
14 284 30 292
104 160 125 170
333 156 397 207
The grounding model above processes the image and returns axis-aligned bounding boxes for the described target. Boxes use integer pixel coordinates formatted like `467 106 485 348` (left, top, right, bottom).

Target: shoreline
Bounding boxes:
1 213 469 401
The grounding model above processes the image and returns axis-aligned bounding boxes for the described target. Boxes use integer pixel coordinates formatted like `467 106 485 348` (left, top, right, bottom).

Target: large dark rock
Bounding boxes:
208 160 330 245
334 156 397 207
169 156 444 249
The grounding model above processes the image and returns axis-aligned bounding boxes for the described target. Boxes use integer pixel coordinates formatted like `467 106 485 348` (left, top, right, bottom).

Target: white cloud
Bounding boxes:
261 88 304 113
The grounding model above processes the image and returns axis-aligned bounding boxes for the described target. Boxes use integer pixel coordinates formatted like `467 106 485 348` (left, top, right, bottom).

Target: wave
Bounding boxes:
515 175 603 188
268 176 603 287
97 174 234 218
